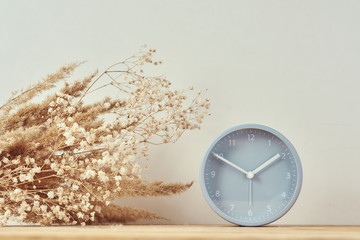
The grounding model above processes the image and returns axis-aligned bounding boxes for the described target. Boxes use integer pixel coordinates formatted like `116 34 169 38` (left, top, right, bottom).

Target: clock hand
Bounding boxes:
252 153 281 175
249 179 253 207
213 153 249 175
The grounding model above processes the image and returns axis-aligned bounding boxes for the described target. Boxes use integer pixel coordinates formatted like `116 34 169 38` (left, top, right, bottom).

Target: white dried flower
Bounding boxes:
40 205 47 212
67 106 76 114
72 184 79 191
19 174 26 182
104 102 111 109
47 191 55 199
98 171 109 183
120 167 127 175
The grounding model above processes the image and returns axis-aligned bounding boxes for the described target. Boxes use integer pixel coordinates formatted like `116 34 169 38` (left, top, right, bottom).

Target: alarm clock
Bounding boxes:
199 124 302 226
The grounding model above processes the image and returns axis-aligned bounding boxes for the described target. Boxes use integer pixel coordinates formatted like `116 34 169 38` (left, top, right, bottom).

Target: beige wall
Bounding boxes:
1 0 360 225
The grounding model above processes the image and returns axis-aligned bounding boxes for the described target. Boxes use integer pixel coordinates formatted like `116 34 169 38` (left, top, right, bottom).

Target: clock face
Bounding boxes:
200 124 302 226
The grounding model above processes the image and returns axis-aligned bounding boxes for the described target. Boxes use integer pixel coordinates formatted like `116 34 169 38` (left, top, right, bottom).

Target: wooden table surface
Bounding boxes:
0 225 359 240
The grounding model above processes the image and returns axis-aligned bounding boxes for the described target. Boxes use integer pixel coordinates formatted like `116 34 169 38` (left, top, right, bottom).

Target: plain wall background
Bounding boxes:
1 0 360 225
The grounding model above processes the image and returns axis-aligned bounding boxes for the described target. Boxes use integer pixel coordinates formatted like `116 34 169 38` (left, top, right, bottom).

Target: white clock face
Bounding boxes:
200 124 302 226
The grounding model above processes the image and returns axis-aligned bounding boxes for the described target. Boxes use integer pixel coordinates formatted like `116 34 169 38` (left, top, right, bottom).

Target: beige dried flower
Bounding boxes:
0 46 210 226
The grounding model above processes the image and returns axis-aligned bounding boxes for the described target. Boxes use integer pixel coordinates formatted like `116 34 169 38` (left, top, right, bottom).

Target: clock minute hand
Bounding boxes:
252 153 281 175
213 153 249 175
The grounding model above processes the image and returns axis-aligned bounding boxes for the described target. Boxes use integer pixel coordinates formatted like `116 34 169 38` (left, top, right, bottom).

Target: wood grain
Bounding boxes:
0 225 359 240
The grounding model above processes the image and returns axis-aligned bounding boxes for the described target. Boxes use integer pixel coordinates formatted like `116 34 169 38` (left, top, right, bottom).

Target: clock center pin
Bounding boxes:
246 171 254 179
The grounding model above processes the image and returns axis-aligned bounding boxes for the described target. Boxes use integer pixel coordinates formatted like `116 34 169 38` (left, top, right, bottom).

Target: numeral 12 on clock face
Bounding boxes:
200 124 302 226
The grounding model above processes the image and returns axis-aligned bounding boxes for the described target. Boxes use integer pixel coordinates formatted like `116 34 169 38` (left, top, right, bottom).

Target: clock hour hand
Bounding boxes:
252 153 281 175
213 153 249 175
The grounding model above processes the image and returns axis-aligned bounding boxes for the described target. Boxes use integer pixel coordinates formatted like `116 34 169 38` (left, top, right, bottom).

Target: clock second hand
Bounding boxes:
249 179 252 207
212 153 254 206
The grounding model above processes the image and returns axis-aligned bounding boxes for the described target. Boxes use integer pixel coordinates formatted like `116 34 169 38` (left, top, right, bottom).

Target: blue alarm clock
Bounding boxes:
200 124 302 226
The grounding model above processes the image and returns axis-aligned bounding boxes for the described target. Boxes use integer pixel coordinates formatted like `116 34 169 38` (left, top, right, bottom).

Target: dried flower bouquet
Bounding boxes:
0 47 210 226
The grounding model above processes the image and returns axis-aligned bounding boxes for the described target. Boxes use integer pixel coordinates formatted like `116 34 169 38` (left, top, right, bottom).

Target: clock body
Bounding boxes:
199 124 302 226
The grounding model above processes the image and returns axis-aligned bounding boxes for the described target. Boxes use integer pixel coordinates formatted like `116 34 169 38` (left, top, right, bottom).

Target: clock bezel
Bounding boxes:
199 124 303 226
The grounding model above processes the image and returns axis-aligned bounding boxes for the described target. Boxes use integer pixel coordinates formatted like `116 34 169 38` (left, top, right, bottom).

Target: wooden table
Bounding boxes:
0 225 359 240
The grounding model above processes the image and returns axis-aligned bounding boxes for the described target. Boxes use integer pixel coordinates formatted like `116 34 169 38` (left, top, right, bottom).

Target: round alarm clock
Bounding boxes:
199 124 302 226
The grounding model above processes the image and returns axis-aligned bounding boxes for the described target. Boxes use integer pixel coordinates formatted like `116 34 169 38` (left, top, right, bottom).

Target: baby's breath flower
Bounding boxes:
120 167 127 176
47 191 55 199
2 158 9 164
19 174 26 182
98 171 109 183
72 184 79 191
104 102 111 109
77 212 84 219
114 176 122 181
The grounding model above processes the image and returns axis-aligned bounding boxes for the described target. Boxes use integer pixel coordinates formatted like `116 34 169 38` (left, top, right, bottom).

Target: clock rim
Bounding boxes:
199 123 303 226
